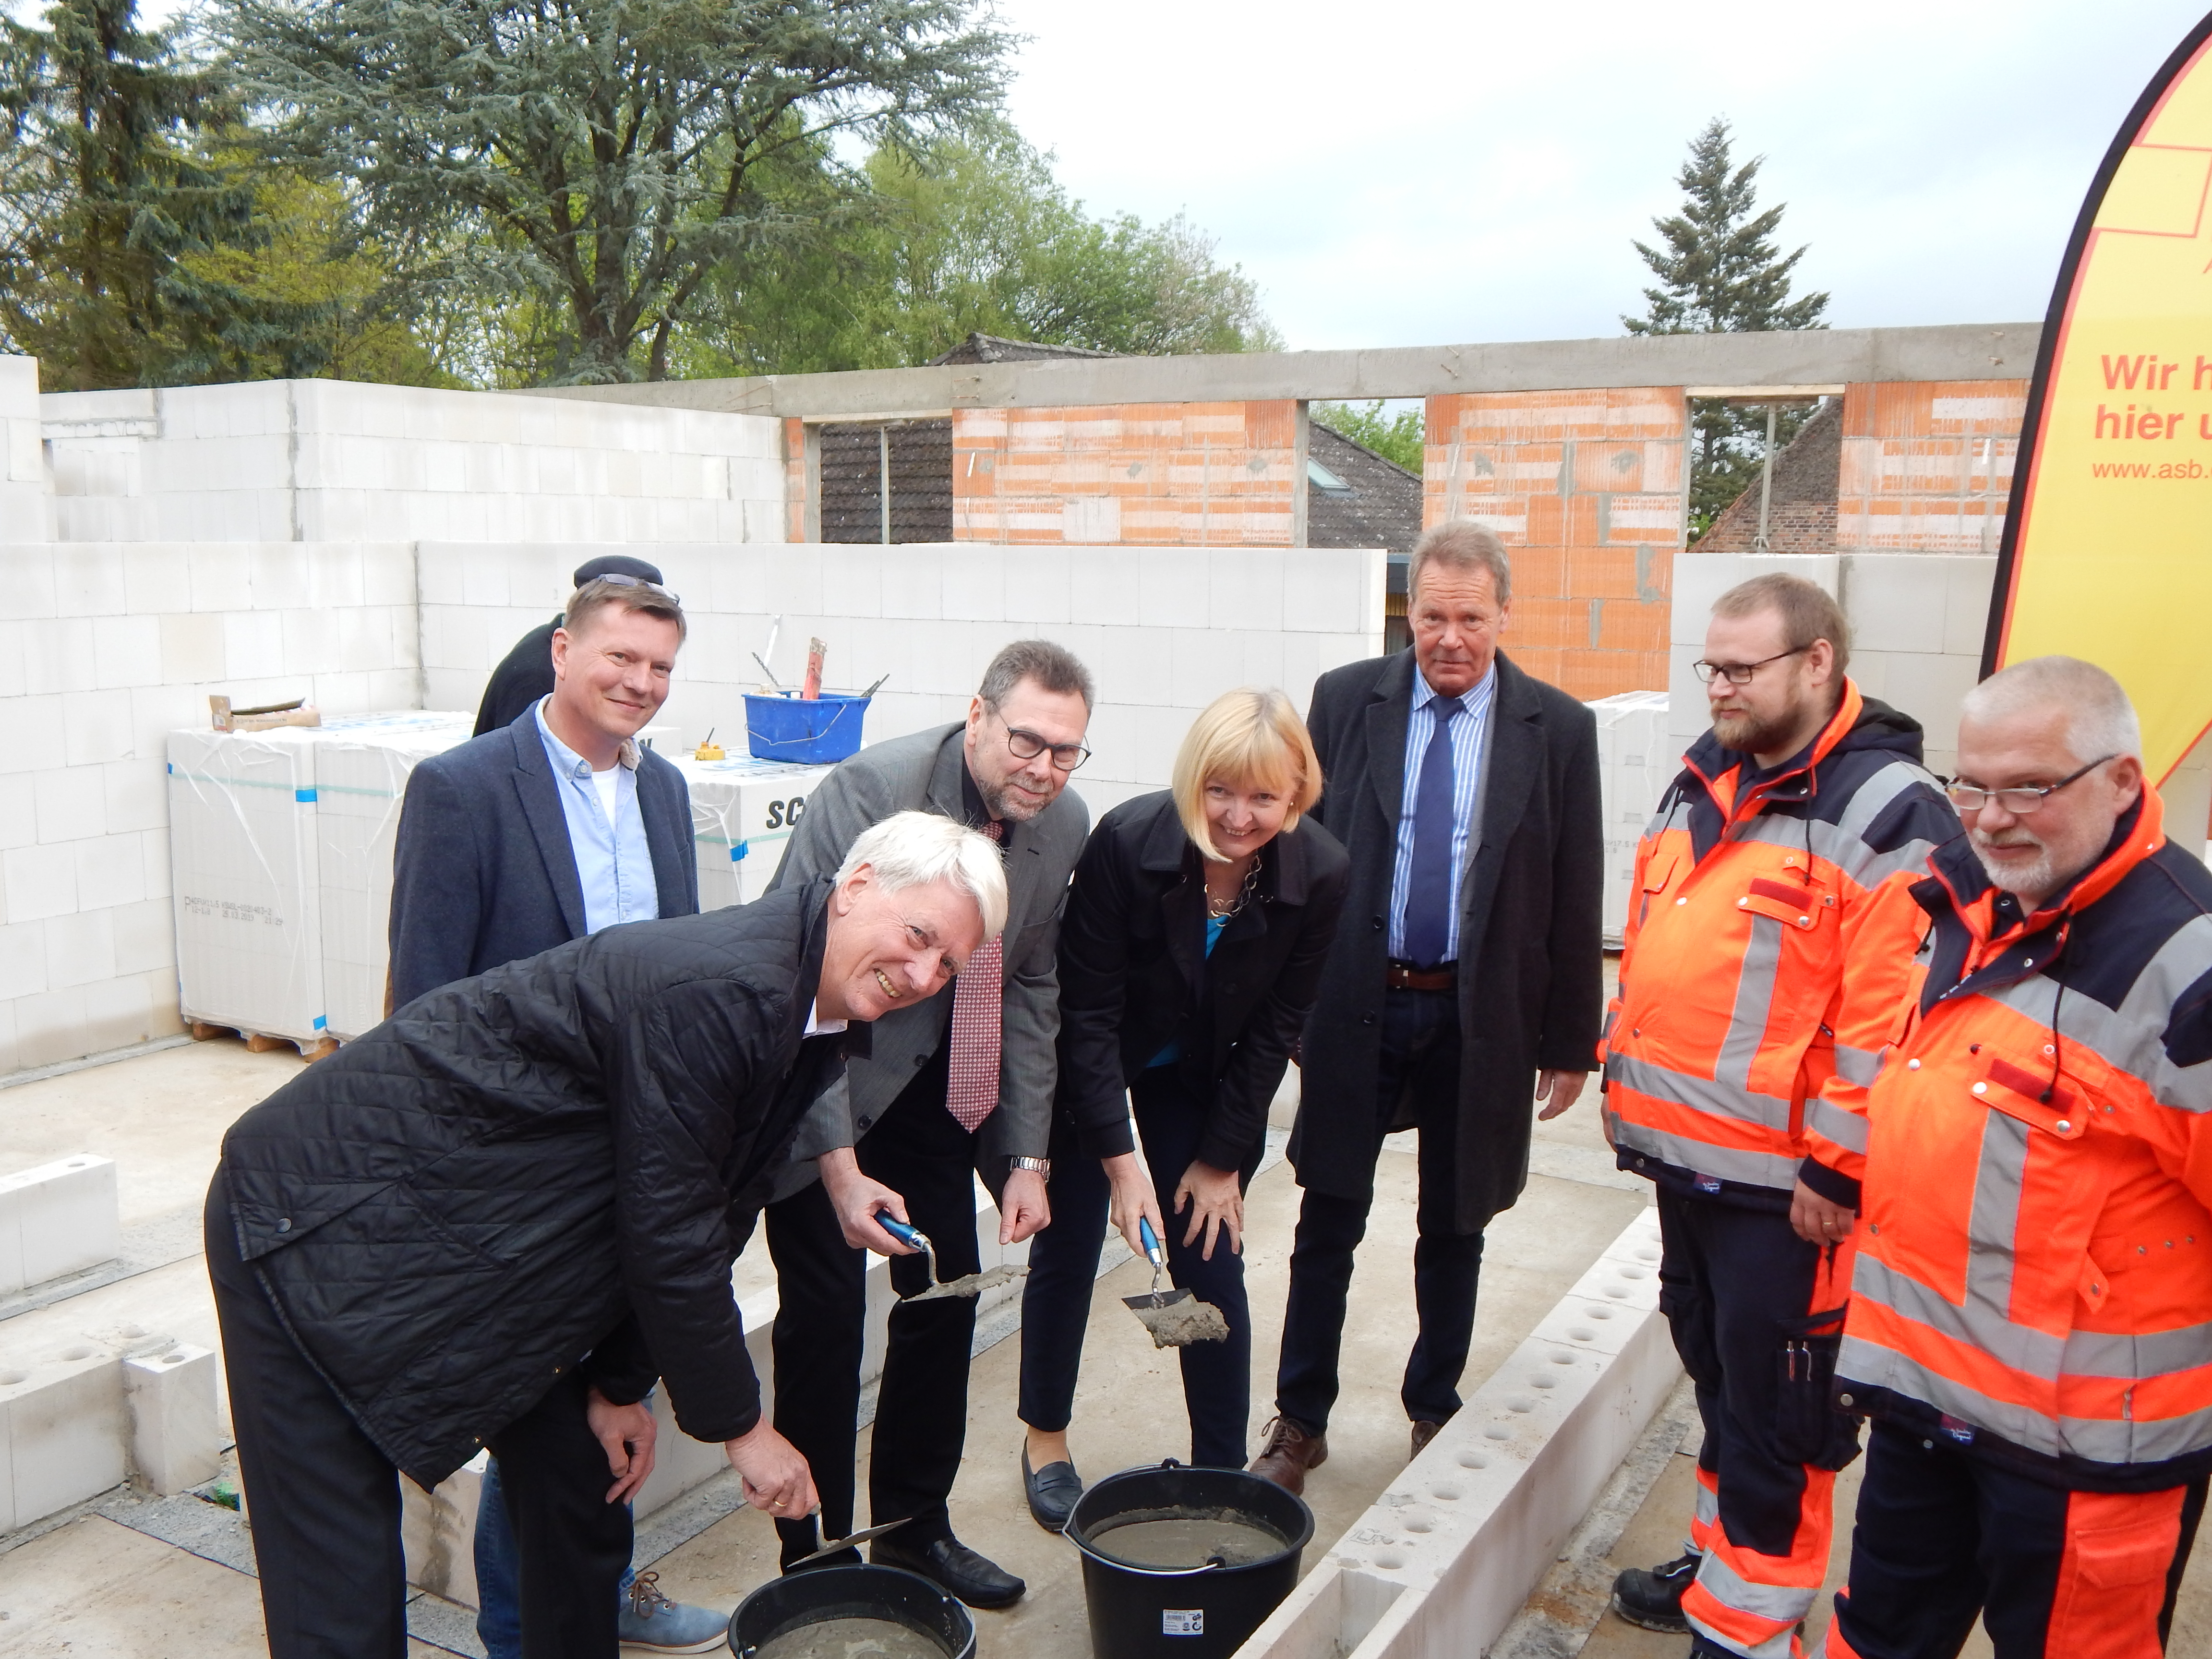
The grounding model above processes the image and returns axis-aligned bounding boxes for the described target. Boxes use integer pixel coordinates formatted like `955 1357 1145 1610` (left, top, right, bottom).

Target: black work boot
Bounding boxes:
1610 1546 1701 1633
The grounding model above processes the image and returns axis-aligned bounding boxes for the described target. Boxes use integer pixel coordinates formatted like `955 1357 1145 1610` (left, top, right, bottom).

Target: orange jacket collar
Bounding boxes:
1932 784 2167 949
1685 678 1867 827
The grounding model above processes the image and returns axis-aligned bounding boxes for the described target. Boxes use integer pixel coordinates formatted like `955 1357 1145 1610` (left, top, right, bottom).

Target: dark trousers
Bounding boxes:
767 1052 983 1561
205 1169 630 1659
1017 1067 1267 1468
1275 986 1484 1433
1657 1190 1858 1656
1826 1422 2206 1659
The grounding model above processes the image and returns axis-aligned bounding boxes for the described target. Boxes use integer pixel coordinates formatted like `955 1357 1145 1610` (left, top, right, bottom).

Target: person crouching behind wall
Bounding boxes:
1014 688 1351 1527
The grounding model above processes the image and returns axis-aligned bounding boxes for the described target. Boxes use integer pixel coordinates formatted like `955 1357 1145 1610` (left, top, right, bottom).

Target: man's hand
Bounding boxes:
724 1419 816 1517
1103 1151 1165 1259
1175 1161 1245 1261
1536 1070 1589 1121
585 1387 657 1505
1790 1178 1857 1246
819 1148 912 1254
1000 1167 1050 1245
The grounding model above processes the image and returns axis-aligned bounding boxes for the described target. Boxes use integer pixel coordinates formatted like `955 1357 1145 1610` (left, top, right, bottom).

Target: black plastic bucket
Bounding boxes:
725 1563 976 1659
1067 1462 1314 1659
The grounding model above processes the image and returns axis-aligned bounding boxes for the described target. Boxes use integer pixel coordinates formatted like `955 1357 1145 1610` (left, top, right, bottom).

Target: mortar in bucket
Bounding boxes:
726 1563 974 1659
1067 1461 1313 1659
744 692 871 764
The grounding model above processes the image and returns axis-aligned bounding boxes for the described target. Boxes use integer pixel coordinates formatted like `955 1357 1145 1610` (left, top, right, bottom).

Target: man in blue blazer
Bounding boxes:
389 574 717 1655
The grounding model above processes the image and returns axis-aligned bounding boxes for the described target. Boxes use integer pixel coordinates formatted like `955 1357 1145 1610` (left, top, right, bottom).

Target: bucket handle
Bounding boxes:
1069 1461 1236 1576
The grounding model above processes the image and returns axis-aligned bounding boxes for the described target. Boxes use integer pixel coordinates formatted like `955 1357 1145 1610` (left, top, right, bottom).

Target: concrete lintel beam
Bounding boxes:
525 323 2041 421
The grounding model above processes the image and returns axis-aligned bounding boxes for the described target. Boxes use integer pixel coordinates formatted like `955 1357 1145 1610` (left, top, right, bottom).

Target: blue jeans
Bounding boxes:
1018 1066 1265 1469
475 1457 636 1659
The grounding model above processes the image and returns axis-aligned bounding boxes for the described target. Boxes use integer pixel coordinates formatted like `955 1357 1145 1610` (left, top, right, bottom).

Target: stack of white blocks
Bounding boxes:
1 356 47 541
1587 691 1674 947
0 1153 221 1531
669 755 832 911
42 381 789 546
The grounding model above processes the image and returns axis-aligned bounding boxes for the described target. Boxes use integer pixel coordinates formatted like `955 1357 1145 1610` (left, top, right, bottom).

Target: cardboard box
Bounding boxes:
669 755 833 911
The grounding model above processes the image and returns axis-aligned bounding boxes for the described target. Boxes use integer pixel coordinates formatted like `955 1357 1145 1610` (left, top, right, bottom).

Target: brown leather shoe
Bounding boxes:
1249 1416 1328 1495
1410 1419 1443 1459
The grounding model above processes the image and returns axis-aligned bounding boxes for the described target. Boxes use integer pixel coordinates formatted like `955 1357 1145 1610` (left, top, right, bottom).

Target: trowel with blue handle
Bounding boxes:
1120 1217 1228 1346
875 1210 1026 1304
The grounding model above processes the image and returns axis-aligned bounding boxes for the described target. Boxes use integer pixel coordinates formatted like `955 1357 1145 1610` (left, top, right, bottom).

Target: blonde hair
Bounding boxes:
1171 689 1323 861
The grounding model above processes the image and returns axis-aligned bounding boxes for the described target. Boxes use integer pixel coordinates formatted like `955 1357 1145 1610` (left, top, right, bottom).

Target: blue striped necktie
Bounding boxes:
1404 696 1464 968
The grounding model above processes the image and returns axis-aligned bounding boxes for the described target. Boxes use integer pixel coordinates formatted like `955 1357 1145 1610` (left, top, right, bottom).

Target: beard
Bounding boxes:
1969 825 2060 902
978 773 1049 823
1711 703 1803 757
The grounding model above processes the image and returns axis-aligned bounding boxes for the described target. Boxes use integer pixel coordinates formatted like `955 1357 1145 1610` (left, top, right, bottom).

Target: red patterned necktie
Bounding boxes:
944 819 1005 1133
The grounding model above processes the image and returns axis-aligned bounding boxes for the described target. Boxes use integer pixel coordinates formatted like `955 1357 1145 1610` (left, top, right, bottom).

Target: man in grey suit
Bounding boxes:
760 639 1104 1609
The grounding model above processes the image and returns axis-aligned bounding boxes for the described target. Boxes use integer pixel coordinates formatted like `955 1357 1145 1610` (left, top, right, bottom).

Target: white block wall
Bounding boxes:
420 542 1389 819
0 539 419 1074
1 357 48 542
42 380 789 546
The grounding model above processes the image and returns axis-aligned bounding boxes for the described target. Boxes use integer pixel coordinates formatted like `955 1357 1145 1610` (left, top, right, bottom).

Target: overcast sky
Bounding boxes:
991 0 2212 351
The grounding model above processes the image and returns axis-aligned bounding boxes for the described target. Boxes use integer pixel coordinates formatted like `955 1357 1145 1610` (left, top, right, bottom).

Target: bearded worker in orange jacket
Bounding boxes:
1813 656 2212 1659
1604 574 1958 1655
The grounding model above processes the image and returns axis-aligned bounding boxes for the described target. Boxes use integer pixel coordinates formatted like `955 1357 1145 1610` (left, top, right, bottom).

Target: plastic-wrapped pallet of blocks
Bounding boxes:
1585 691 1673 947
670 755 833 910
313 712 474 1039
167 725 331 1049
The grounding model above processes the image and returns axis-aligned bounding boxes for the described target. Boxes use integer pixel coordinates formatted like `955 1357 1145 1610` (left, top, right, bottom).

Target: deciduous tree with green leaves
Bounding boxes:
218 0 1011 384
1624 117 1829 537
1310 399 1422 474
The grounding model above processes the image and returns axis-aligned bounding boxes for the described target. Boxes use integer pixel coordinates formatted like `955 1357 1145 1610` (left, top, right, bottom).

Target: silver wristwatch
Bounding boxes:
1008 1156 1052 1178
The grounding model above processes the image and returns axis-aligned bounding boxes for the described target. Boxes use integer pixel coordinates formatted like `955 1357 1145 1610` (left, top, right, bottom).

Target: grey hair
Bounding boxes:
832 810 1009 939
1961 655 2142 764
978 638 1095 712
1411 520 1514 603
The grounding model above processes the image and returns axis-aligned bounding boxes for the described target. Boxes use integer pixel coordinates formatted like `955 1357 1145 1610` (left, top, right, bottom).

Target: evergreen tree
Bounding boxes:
1624 118 1829 537
0 0 333 387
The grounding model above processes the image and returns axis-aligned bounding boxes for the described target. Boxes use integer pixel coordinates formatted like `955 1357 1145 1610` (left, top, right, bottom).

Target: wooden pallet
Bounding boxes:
189 1022 340 1062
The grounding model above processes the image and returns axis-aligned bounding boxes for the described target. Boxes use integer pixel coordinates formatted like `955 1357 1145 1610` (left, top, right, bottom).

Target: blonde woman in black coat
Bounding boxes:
1015 688 1350 1527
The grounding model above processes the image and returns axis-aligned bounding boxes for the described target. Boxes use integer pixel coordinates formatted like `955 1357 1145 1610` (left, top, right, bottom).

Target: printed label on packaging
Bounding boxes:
1163 1610 1203 1636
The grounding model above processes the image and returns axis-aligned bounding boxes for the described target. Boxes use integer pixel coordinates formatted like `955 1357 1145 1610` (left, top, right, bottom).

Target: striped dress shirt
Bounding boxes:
1387 663 1495 963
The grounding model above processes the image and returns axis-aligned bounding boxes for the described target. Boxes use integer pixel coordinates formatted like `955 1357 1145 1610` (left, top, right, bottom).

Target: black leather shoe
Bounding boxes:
871 1534 1027 1609
1611 1547 1701 1632
1022 1450 1083 1532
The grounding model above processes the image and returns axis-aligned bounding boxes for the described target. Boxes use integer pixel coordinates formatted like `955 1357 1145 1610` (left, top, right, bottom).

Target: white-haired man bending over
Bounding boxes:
206 812 1004 1659
1815 658 2212 1659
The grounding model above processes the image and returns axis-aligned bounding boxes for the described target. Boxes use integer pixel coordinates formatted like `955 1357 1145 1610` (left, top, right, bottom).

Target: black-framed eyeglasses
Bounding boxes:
1692 647 1807 685
1944 755 2116 816
995 714 1090 772
589 572 683 607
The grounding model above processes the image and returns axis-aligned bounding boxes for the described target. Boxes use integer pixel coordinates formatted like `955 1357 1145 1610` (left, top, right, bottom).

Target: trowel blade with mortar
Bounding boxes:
1120 1215 1194 1315
781 1515 917 1570
878 1210 1027 1304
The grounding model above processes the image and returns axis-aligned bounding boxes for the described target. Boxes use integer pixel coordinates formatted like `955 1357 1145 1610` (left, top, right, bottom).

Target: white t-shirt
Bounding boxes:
590 764 620 827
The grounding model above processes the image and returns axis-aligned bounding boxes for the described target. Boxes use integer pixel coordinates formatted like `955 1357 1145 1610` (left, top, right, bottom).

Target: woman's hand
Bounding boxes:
1103 1151 1165 1259
724 1418 817 1516
585 1387 657 1504
1174 1160 1244 1261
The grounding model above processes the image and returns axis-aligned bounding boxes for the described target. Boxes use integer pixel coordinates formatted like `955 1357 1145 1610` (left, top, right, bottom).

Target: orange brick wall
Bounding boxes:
950 402 1298 545
1423 388 1684 699
1837 380 2025 554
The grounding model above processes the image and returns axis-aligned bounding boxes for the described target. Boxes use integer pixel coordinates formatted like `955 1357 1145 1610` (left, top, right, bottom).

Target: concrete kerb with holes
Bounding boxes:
1232 1204 1676 1659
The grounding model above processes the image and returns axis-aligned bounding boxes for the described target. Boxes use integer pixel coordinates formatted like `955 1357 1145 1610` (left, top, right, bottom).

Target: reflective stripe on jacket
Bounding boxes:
1838 786 2212 1489
1602 681 1956 1209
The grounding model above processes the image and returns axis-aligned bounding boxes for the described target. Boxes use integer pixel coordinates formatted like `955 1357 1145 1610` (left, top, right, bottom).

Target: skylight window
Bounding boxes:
1307 458 1354 494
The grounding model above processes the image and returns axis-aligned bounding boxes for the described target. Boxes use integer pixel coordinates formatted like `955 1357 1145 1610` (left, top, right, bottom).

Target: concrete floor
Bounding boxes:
0 1033 1652 1656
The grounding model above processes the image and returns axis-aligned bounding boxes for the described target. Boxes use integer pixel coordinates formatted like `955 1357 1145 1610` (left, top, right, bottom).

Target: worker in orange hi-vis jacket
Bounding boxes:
1813 656 2212 1659
1602 574 1959 1657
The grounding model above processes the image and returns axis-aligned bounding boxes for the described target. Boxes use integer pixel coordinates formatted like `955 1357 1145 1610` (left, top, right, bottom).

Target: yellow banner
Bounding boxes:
1994 14 2212 781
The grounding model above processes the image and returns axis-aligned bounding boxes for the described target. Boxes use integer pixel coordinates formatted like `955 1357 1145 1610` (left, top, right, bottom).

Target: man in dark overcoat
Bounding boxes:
207 812 1006 1659
1250 521 1605 1494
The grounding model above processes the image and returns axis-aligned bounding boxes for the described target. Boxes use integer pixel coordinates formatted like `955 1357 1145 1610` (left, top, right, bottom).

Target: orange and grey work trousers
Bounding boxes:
1819 1421 2207 1659
1657 1188 1859 1659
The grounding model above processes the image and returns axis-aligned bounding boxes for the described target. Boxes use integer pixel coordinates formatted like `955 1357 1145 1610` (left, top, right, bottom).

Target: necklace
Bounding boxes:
1206 855 1263 920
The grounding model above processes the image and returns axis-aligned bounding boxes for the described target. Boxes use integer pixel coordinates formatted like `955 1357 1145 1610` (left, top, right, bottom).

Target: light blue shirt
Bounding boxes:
1387 662 1495 963
534 698 660 934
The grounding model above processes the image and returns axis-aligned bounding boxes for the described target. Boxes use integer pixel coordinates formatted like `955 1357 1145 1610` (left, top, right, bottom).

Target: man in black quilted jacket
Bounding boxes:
206 813 1006 1659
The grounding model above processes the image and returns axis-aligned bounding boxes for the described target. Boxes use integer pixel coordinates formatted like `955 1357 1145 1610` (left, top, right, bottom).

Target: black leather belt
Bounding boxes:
1385 961 1456 992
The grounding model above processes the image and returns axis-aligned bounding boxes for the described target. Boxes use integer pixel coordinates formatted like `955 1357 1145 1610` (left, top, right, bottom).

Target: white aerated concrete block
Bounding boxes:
671 756 833 911
123 1342 220 1494
0 1342 127 1530
404 1448 488 1607
0 1154 120 1293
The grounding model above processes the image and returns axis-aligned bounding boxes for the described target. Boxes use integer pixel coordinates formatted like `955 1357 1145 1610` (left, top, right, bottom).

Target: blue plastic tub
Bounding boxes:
745 692 870 764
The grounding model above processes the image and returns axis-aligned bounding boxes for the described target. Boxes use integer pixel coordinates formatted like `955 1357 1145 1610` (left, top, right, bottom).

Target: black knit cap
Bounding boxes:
571 553 665 588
